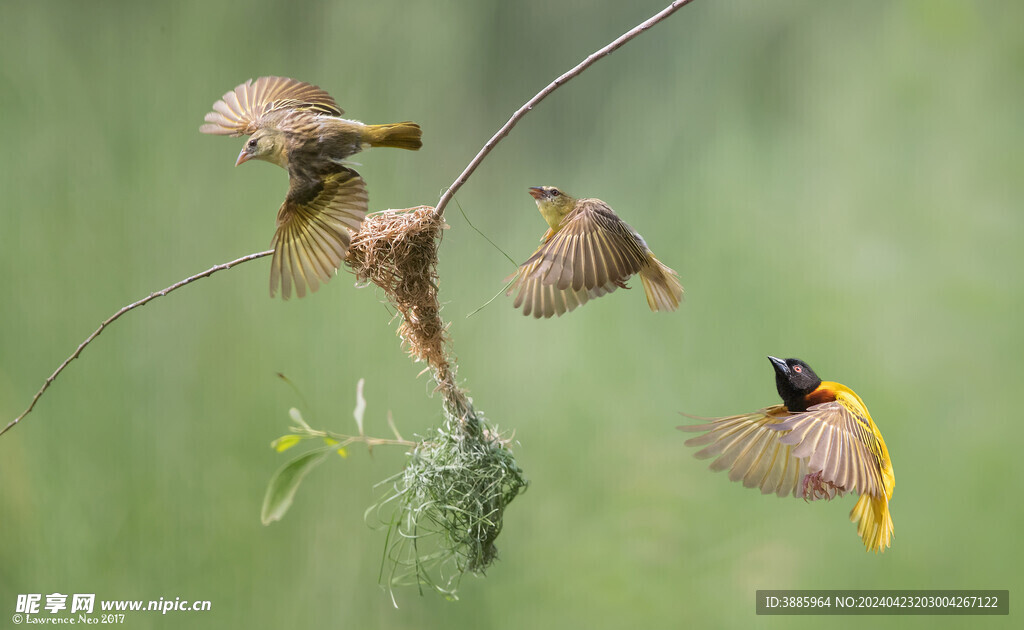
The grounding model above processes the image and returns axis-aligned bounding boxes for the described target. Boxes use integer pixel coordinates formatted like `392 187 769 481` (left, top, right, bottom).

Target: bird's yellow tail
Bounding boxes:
639 255 683 312
850 493 893 552
362 122 423 150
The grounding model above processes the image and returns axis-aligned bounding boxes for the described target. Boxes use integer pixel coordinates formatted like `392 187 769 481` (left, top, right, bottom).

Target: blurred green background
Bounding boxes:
2 0 1021 627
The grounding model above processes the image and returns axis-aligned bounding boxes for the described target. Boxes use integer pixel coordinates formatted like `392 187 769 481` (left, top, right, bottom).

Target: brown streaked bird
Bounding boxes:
506 186 683 318
200 76 422 299
678 357 896 552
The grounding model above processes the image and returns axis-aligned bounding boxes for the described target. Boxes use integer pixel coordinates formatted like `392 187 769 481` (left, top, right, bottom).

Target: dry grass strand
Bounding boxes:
347 206 450 372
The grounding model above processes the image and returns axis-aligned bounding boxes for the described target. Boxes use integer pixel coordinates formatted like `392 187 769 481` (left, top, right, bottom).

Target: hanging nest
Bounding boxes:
372 406 526 598
347 205 450 373
347 206 527 597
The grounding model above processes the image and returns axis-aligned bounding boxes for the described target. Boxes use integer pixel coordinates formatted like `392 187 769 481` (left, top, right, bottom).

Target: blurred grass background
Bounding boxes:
1 0 1021 627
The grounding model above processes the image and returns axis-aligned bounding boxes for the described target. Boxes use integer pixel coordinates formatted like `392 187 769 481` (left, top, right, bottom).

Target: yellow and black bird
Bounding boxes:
678 356 895 552
201 76 422 299
506 187 683 318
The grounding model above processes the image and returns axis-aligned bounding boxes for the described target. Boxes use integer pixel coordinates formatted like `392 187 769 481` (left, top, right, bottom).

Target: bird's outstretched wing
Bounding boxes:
200 76 343 137
678 405 809 497
767 398 887 499
505 272 619 319
768 396 893 551
507 199 648 317
679 400 886 499
270 167 367 299
681 394 894 552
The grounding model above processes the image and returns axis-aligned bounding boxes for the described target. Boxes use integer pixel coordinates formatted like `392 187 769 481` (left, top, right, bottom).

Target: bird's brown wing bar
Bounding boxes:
504 270 618 318
679 405 810 497
200 76 343 137
535 199 648 291
767 401 886 499
269 167 368 299
506 199 648 316
680 400 886 499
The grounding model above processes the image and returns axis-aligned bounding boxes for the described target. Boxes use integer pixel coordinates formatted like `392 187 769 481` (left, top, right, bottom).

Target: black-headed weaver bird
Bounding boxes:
506 187 683 318
678 357 895 552
201 76 422 299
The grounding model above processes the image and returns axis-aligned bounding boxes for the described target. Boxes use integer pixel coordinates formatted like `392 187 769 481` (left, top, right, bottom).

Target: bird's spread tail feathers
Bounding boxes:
362 122 422 150
850 493 893 553
639 255 683 312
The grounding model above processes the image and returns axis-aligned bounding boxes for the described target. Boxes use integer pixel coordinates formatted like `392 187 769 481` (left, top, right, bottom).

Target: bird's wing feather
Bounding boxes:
270 167 367 299
200 76 343 136
505 269 619 318
548 199 648 291
679 405 808 497
767 400 886 498
506 199 648 315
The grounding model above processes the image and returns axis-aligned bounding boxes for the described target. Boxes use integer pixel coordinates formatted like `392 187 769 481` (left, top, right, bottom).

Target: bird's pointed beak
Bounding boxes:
767 356 789 376
528 187 545 200
235 147 252 167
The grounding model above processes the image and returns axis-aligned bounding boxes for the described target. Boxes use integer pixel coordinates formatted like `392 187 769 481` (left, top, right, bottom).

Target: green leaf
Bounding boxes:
261 449 331 525
323 437 348 458
271 434 302 452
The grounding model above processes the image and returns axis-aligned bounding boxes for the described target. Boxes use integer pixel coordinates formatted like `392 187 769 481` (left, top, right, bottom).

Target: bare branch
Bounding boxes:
433 0 697 218
294 427 418 450
2 250 273 437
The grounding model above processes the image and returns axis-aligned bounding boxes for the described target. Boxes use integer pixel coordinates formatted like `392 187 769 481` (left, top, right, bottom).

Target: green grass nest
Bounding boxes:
373 406 528 598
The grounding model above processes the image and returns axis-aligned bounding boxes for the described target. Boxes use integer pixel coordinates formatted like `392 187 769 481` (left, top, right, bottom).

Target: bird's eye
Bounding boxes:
793 365 803 373
248 138 258 148
549 190 560 197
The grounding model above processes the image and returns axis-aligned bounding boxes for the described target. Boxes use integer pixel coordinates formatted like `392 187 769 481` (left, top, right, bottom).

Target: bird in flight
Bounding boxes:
201 76 422 298
678 356 895 552
507 186 683 318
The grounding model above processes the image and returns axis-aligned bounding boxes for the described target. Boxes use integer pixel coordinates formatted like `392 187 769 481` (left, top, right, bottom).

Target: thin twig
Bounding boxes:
433 0 697 218
1 250 273 437
387 410 405 443
297 428 417 450
466 277 516 319
454 198 518 266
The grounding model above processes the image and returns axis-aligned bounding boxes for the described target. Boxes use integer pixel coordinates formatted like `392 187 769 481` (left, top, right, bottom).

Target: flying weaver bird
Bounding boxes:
678 357 895 552
506 187 683 318
200 76 422 298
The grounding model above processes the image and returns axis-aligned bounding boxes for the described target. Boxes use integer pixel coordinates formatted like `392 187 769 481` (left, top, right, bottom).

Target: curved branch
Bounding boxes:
1 250 274 437
434 0 697 218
